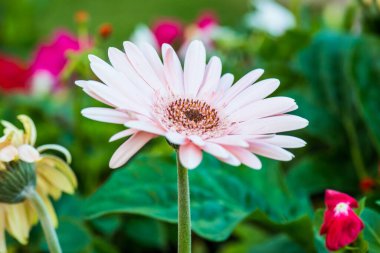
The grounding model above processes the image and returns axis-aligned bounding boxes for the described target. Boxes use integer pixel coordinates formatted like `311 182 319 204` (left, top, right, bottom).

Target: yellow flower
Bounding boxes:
0 115 77 252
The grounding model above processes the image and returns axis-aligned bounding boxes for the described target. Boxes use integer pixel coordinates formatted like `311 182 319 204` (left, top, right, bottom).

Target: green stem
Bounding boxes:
27 190 62 253
176 151 191 253
343 116 367 179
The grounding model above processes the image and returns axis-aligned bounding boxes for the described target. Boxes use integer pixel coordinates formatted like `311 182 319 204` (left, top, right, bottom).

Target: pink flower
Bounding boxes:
0 54 30 93
320 190 364 251
30 31 80 92
196 12 218 30
152 19 183 47
77 40 308 169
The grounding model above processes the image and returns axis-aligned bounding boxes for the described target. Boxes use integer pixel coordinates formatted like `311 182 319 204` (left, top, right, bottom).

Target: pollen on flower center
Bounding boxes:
155 97 231 138
334 202 349 216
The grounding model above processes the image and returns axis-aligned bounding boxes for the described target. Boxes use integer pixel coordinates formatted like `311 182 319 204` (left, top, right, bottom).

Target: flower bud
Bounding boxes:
0 161 36 203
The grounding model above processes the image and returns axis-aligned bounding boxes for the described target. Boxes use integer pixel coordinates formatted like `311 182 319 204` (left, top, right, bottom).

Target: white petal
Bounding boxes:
109 129 137 142
183 40 206 96
140 43 166 85
226 147 262 170
224 78 280 115
110 132 155 168
123 41 164 91
262 135 306 148
237 115 309 135
198 56 222 97
75 80 113 107
107 47 154 98
208 135 249 148
81 107 129 124
162 44 184 94
217 152 241 166
188 135 205 146
124 121 165 135
165 131 187 145
217 69 264 106
0 145 18 162
229 97 296 122
202 142 230 159
249 142 294 161
179 142 203 169
18 145 40 163
217 73 234 92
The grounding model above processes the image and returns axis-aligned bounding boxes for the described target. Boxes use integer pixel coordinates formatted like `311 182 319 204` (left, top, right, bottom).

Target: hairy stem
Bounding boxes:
176 151 191 253
27 190 62 253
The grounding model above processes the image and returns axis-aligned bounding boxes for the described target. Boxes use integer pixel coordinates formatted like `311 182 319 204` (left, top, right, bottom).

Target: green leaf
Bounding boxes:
361 208 380 253
84 153 312 242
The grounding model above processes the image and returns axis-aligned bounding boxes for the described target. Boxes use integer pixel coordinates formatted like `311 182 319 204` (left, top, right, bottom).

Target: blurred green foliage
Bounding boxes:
2 0 380 252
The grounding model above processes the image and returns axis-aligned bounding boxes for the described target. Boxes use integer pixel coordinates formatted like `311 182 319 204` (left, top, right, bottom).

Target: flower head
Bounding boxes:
0 54 30 93
77 40 307 169
320 189 364 251
152 19 184 47
0 115 77 250
30 31 81 93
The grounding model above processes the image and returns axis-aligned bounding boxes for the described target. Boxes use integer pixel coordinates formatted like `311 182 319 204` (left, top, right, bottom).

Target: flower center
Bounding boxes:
334 202 349 216
154 96 234 138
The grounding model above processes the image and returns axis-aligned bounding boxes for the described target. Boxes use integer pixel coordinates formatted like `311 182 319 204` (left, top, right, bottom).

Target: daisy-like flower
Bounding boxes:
0 115 77 252
77 40 308 170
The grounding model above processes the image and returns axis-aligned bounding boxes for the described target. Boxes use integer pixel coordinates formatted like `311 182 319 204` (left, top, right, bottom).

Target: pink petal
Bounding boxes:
139 43 166 85
165 131 187 145
217 73 234 92
81 107 129 124
263 135 306 148
110 132 155 168
202 142 230 159
107 47 154 98
162 44 184 94
249 142 294 161
183 40 206 96
179 142 203 169
237 115 309 135
226 146 262 169
18 144 40 163
217 69 264 106
217 153 241 166
123 41 164 91
75 80 113 107
188 135 205 146
109 129 137 142
208 135 249 148
198 56 222 97
229 97 296 122
224 78 280 115
124 120 165 135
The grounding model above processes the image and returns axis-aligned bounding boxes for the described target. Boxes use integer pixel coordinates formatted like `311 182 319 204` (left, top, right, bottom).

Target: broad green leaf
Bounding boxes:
84 153 312 242
361 208 380 253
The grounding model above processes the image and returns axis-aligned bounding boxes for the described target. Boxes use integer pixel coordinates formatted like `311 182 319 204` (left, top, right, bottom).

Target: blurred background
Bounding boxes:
1 0 380 252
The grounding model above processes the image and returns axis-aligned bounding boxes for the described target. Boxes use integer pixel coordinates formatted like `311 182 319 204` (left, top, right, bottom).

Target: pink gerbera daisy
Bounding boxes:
76 40 308 169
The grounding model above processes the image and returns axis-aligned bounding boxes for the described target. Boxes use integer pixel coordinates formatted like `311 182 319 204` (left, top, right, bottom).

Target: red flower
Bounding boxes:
196 12 218 30
152 19 183 47
0 54 30 93
30 30 81 91
320 190 364 251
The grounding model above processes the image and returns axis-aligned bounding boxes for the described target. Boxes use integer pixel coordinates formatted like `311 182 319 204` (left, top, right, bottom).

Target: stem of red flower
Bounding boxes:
342 116 367 179
176 151 191 253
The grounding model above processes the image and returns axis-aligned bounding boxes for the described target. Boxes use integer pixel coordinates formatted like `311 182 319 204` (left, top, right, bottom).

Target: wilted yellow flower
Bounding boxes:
0 115 77 252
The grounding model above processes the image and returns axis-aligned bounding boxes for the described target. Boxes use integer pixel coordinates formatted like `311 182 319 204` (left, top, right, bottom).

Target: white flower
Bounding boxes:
77 40 308 170
244 0 296 36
